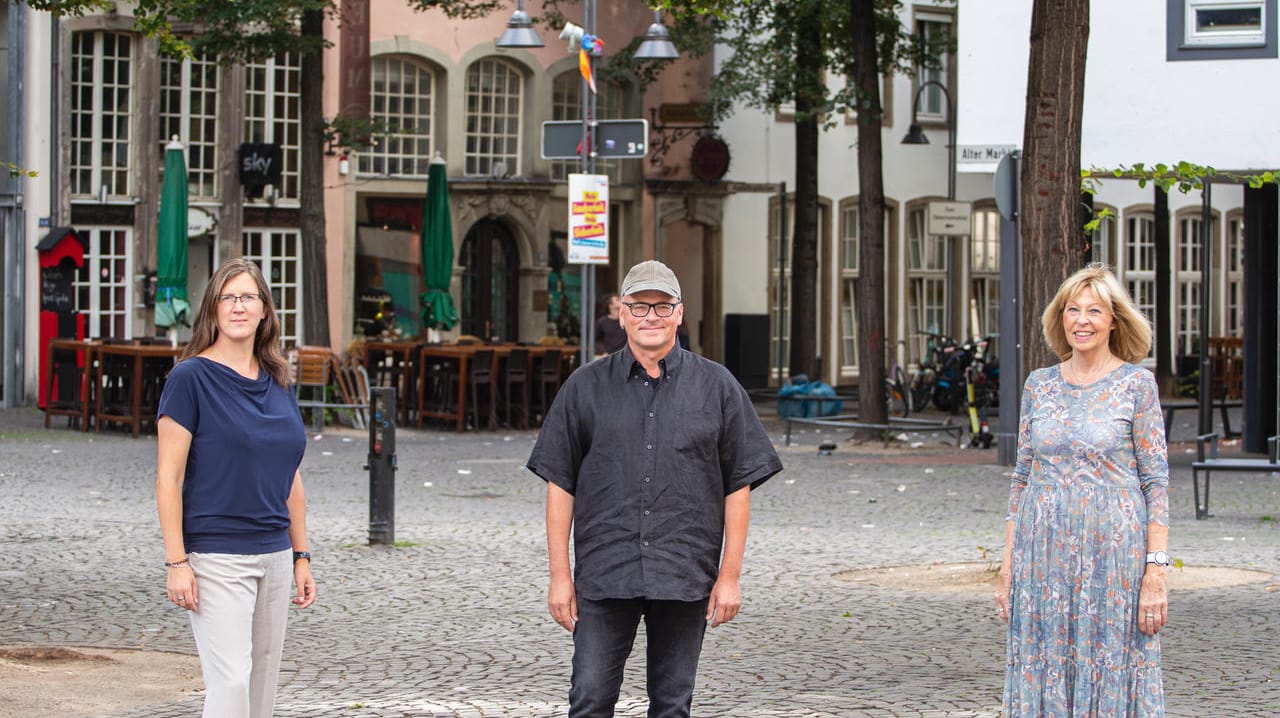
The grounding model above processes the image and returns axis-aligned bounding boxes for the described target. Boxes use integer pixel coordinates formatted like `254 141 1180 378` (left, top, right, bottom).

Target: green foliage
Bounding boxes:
1081 162 1279 234
324 114 402 156
4 162 38 179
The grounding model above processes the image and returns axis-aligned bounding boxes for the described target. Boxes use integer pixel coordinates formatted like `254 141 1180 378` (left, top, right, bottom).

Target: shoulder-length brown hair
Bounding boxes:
1041 263 1152 363
180 258 291 387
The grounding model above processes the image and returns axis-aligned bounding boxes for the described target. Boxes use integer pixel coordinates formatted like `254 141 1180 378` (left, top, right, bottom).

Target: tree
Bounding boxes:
656 0 943 429
1019 0 1089 373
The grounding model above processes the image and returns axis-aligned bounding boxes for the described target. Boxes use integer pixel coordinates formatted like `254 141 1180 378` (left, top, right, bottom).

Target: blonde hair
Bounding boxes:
1041 263 1152 363
181 258 291 387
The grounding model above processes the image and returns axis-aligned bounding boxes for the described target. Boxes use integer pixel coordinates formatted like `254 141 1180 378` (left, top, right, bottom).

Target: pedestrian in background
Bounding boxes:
996 263 1169 715
527 259 782 717
156 258 316 718
594 292 627 355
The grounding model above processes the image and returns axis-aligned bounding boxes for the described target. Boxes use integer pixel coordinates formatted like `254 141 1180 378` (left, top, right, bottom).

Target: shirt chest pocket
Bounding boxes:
670 408 720 460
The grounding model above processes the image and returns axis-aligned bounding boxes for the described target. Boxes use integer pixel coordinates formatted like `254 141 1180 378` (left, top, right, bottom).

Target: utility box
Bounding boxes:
36 227 86 409
724 313 770 390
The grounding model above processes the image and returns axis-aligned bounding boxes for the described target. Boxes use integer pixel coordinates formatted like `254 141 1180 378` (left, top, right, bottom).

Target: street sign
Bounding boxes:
541 119 649 160
958 144 1018 164
926 201 972 236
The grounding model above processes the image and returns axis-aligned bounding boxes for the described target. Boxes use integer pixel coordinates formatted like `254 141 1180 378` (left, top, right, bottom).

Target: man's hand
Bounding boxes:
706 575 741 627
548 575 578 632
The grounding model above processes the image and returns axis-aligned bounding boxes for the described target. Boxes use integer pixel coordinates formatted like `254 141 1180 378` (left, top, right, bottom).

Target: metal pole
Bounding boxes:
775 181 787 384
1197 183 1213 437
945 87 955 202
995 152 1022 467
366 387 397 545
578 0 598 370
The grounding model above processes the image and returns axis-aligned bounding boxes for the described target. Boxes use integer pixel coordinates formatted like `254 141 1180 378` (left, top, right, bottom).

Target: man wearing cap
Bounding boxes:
527 260 782 717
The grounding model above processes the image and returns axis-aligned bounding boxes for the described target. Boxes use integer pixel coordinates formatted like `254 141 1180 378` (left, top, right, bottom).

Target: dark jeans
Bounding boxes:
569 597 709 718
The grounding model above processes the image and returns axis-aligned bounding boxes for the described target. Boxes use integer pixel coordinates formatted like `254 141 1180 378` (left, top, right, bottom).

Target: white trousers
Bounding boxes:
187 549 293 718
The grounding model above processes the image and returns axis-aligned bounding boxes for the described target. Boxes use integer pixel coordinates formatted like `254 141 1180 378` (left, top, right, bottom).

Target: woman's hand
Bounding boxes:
293 560 317 609
994 563 1012 623
167 563 198 611
1138 566 1168 636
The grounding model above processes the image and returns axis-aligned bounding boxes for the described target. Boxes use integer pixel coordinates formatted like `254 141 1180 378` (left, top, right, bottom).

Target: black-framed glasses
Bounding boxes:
622 301 680 318
217 293 262 306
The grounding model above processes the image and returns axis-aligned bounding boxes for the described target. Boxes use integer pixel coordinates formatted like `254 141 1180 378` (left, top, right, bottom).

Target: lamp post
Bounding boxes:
901 79 955 201
499 4 677 367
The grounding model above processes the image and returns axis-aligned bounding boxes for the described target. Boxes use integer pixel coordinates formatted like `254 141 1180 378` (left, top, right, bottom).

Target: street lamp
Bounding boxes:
496 0 544 48
635 10 680 60
902 79 955 201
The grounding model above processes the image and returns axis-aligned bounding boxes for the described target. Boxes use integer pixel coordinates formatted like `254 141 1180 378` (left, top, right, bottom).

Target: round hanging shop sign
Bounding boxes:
690 135 731 182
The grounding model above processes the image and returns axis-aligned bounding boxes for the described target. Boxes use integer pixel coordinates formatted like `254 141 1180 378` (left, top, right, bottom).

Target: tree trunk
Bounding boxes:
787 0 823 382
852 0 887 429
1019 0 1089 373
300 8 330 346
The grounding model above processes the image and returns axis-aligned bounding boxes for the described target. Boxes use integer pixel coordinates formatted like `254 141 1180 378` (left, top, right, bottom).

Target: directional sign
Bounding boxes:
926 201 973 236
541 119 649 160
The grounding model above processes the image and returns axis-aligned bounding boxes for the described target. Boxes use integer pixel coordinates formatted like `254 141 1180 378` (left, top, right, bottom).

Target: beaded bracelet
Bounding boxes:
165 559 190 568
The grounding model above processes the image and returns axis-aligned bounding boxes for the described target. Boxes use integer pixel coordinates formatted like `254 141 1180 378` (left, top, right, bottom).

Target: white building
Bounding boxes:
715 0 1275 390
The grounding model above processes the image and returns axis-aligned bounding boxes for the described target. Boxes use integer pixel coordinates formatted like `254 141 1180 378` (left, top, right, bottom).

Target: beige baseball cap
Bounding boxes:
620 260 681 299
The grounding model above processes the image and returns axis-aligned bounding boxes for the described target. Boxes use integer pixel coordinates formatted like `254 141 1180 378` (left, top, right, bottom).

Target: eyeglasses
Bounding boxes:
217 293 262 306
622 301 680 318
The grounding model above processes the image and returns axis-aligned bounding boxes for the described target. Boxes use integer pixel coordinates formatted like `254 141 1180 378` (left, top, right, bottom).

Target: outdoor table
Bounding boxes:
363 340 421 425
417 344 578 432
44 338 100 431
94 342 183 437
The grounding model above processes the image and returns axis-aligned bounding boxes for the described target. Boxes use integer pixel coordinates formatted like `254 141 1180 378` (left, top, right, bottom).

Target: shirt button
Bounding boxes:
646 444 652 450
644 510 650 515
648 412 654 418
644 381 650 386
644 477 651 483
643 541 649 546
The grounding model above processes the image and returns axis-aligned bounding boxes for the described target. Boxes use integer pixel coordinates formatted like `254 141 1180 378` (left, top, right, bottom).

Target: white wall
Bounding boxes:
959 0 1280 169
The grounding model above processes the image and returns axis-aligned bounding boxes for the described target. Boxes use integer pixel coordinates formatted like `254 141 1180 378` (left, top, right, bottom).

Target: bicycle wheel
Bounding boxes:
886 375 909 418
910 372 934 413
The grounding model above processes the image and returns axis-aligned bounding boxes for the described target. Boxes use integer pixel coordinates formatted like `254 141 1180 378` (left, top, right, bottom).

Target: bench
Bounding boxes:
783 414 964 448
1162 399 1243 439
1190 432 1279 520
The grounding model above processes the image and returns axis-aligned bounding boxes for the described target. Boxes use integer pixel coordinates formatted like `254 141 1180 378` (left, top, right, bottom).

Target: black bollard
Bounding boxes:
366 387 397 545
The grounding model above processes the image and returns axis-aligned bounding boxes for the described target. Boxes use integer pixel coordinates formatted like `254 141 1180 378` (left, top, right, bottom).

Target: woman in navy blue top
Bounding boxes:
156 258 314 718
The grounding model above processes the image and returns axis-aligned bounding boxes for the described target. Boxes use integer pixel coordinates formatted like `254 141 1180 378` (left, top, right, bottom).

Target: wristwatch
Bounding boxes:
1145 550 1169 567
293 551 311 563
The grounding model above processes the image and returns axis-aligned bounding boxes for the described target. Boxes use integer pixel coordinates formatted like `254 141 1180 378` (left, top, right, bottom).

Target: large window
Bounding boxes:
358 56 434 177
465 58 522 177
70 31 133 199
160 52 220 198
1224 212 1244 336
971 208 1000 340
913 13 952 122
767 198 830 382
551 71 624 183
839 206 861 375
243 230 303 347
1125 213 1157 357
907 207 949 364
74 228 133 339
1175 213 1209 355
1090 206 1118 267
244 54 301 201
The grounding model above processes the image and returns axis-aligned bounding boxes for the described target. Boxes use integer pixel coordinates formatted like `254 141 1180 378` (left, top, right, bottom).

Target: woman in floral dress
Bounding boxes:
995 264 1170 716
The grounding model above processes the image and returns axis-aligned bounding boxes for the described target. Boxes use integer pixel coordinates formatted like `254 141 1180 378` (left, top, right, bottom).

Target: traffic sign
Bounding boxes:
541 119 649 160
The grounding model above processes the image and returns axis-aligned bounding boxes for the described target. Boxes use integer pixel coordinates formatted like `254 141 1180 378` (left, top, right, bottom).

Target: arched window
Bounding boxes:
358 56 434 177
906 205 950 364
970 207 1000 340
465 58 523 177
551 71 625 182
1124 212 1157 357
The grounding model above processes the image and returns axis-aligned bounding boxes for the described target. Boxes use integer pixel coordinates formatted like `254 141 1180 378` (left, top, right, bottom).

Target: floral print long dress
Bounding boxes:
1003 363 1169 717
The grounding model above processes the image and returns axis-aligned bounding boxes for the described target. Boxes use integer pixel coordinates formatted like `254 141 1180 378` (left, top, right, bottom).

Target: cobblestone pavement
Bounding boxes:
2 404 1277 717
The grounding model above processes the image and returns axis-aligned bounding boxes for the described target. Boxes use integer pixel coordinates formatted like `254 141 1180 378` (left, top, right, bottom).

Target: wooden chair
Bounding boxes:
501 348 530 429
289 347 369 431
533 349 563 424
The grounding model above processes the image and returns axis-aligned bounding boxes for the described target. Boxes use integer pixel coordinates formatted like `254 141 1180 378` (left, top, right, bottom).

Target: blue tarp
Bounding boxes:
777 376 842 419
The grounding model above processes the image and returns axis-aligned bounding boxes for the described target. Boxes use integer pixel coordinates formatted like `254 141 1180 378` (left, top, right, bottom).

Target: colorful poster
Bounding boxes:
567 174 610 265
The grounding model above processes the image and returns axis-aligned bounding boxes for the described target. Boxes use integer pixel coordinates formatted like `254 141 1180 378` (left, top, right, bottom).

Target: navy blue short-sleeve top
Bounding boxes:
158 357 307 555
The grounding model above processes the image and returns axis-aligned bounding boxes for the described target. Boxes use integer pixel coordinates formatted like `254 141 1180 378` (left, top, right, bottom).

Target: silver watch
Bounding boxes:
1145 550 1170 567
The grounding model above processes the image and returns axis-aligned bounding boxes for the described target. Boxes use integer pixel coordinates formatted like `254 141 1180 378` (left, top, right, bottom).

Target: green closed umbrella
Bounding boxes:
155 136 190 328
420 152 458 332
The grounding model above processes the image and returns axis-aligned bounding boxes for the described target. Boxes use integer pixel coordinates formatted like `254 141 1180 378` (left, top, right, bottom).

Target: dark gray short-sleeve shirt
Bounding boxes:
526 346 782 602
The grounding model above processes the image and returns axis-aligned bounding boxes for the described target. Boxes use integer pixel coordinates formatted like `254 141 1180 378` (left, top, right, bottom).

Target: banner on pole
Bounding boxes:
567 174 610 265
